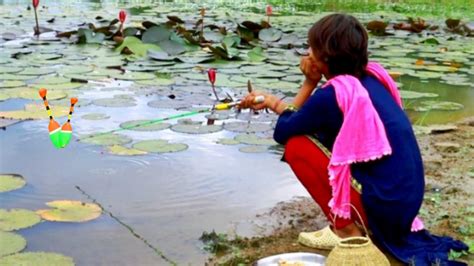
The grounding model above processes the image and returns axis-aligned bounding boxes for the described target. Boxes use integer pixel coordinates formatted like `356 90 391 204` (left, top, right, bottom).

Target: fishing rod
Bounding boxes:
78 81 264 141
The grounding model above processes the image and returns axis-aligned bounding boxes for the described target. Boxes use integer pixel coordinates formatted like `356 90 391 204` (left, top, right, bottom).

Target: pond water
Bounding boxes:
0 1 473 265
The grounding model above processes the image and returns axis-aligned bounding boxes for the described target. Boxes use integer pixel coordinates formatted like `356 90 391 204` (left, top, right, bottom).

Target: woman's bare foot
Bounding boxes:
333 223 363 238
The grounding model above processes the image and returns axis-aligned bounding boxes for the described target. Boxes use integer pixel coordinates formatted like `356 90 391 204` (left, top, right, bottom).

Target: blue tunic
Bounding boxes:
274 75 468 265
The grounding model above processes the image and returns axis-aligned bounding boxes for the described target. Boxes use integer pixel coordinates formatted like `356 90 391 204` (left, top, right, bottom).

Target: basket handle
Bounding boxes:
331 203 369 238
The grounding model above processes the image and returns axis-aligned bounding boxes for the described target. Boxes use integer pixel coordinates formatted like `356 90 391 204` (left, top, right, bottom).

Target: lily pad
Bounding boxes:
30 82 83 91
107 145 148 156
0 209 41 231
0 174 26 193
247 46 266 62
159 39 186 56
414 101 464 112
400 90 438 99
57 65 94 75
37 200 101 222
0 80 25 88
132 140 188 153
78 28 105 44
224 121 272 133
80 133 132 146
110 71 156 81
120 120 171 131
116 36 162 57
34 76 70 85
81 113 110 120
234 133 277 145
0 231 26 257
171 122 222 134
93 96 136 107
0 252 74 266
0 103 69 120
17 68 55 76
147 99 191 110
217 138 240 145
239 145 268 153
136 78 175 86
259 28 283 42
0 74 33 81
0 66 23 74
142 25 171 44
6 88 67 101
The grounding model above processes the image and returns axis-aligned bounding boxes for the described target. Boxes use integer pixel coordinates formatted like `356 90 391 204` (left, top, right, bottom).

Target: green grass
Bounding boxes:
267 0 474 19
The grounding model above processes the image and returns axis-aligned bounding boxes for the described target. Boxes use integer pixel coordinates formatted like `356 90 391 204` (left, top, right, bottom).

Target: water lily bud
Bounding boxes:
119 10 127 23
266 5 273 16
32 0 39 9
207 68 216 85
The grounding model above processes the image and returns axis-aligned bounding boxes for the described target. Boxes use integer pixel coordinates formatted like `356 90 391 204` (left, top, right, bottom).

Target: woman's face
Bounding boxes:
309 47 331 79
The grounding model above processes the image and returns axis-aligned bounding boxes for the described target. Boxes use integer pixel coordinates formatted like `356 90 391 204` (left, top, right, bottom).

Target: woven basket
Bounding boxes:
326 204 390 266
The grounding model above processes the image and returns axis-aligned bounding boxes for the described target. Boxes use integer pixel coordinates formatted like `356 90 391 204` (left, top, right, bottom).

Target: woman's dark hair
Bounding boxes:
308 13 368 78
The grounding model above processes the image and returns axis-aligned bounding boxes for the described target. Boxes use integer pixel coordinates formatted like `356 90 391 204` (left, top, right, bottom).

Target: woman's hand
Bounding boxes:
239 91 278 111
300 55 322 88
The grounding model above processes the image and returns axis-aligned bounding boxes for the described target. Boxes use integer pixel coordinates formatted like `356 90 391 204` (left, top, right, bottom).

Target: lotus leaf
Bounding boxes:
0 174 26 193
120 120 171 131
259 28 283 42
224 121 272 133
37 200 102 222
81 113 110 120
0 209 41 231
132 140 188 153
234 133 277 145
0 252 74 266
414 101 464 112
0 103 69 120
107 145 148 156
80 133 132 146
0 231 26 257
239 145 268 153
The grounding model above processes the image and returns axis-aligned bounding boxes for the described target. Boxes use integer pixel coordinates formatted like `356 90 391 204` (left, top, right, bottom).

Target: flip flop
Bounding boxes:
298 225 341 250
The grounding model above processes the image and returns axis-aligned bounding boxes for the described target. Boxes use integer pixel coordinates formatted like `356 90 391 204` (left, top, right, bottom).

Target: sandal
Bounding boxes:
298 225 341 250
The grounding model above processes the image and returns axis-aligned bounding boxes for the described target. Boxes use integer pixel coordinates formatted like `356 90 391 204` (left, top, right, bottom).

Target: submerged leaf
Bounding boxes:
107 145 148 156
80 133 132 146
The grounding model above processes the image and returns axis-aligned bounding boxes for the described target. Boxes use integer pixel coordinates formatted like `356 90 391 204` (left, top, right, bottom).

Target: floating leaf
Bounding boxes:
37 200 101 222
0 252 74 266
0 74 33 81
0 174 26 193
30 82 83 91
80 133 132 146
116 36 162 57
110 71 156 81
400 90 438 99
217 138 240 145
0 231 26 257
247 46 266 62
136 77 175 86
259 28 282 42
171 122 222 134
0 66 23 74
4 88 67 101
234 133 277 145
224 121 272 133
133 140 188 153
148 50 176 61
120 120 171 131
239 145 268 153
0 80 25 88
0 209 41 231
0 103 69 120
93 96 136 107
17 68 55 76
414 101 464 112
57 65 94 75
159 39 186 56
77 28 105 44
107 145 148 156
81 113 110 120
142 25 171 44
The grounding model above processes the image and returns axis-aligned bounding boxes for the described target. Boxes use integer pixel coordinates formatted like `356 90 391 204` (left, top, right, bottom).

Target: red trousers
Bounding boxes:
284 136 367 229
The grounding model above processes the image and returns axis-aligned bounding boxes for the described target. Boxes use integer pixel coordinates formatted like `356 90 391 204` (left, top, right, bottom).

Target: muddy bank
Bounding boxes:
204 117 474 265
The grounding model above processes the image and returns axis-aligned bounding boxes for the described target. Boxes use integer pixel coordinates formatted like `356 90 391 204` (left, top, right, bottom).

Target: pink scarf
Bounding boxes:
323 61 423 232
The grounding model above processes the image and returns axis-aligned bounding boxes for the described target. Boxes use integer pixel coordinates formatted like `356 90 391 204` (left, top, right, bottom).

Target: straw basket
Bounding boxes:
326 204 389 266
